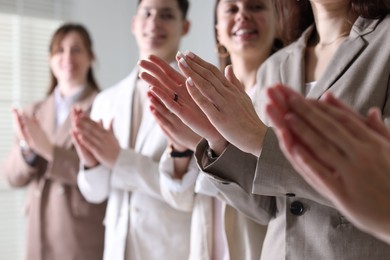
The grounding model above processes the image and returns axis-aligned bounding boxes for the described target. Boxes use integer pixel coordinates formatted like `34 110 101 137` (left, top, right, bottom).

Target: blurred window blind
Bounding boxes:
0 1 70 259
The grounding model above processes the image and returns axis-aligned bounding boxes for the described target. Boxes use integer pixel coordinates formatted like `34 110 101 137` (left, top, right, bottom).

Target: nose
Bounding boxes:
147 13 159 30
61 48 73 63
235 7 250 22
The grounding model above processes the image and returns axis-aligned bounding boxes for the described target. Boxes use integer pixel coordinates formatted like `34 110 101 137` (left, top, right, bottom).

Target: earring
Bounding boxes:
216 43 229 58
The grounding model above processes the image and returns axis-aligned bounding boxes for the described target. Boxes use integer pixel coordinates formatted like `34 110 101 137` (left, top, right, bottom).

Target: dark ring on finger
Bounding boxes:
174 93 179 102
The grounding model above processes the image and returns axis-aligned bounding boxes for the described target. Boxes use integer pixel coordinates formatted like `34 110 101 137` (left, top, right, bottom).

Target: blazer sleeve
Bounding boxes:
109 147 172 201
158 148 198 212
253 128 334 208
77 165 111 203
1 138 43 187
195 139 276 225
1 104 47 187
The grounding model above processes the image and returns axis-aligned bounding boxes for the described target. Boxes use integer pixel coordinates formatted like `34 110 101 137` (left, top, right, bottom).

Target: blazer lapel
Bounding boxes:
134 105 156 152
114 69 138 148
54 87 97 148
306 37 366 99
36 94 56 143
307 16 378 99
280 26 314 95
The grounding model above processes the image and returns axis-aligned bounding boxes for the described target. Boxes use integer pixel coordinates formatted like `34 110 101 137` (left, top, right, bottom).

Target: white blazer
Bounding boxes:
77 68 191 260
159 150 266 260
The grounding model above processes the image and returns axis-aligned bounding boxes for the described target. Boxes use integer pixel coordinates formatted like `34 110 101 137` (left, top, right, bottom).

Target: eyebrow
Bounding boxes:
141 7 175 12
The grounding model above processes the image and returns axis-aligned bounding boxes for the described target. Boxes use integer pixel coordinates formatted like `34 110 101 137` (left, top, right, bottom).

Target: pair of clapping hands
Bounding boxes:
139 51 390 244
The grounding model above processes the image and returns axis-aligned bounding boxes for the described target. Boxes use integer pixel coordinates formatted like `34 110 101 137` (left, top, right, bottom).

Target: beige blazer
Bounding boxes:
196 15 390 259
1 87 106 260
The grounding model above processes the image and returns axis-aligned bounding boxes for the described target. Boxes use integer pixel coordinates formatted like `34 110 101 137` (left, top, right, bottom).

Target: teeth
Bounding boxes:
234 29 255 36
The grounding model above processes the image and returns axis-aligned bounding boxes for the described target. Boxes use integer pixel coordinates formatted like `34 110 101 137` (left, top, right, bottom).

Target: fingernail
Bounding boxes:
179 57 189 68
176 50 184 59
185 50 195 58
187 77 194 87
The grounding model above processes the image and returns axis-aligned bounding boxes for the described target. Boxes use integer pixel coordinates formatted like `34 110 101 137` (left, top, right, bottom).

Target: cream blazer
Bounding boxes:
159 152 267 260
196 15 390 260
77 68 191 260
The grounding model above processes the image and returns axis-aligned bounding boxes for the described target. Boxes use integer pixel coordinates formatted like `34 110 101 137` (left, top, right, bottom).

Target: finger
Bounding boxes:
264 83 300 117
179 51 231 88
264 103 287 129
149 93 174 123
139 59 182 94
148 85 183 118
146 54 186 85
289 143 346 202
150 105 181 144
76 119 106 148
312 100 379 142
72 130 89 153
284 113 348 170
186 77 221 120
321 92 366 122
108 118 114 133
366 107 390 140
78 131 102 154
288 96 361 154
225 65 244 91
272 84 303 113
178 56 224 106
12 108 27 138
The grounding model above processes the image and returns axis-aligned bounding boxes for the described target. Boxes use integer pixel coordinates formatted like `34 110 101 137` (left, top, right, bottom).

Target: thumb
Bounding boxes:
225 65 244 91
108 118 114 133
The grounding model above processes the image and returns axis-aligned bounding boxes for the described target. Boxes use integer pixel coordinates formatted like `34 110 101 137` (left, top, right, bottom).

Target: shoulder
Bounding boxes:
353 14 390 39
94 72 135 104
21 95 52 116
256 41 299 81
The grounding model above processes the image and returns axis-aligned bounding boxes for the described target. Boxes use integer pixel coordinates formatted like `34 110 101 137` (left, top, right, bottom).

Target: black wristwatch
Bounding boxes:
169 145 194 158
19 140 38 166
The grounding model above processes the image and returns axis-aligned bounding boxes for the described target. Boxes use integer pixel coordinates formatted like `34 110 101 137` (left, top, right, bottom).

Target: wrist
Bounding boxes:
169 144 194 158
207 136 228 157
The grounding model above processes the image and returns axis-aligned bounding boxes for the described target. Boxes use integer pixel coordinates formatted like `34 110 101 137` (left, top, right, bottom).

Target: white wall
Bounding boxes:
70 0 217 89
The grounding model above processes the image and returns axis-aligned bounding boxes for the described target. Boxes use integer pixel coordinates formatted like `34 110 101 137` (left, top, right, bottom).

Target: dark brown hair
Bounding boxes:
275 0 390 45
138 0 190 19
214 0 285 71
47 23 99 95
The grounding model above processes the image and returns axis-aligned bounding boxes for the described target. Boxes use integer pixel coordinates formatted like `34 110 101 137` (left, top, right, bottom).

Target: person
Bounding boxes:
264 84 390 245
1 23 106 260
139 0 283 259
71 0 192 259
140 0 390 259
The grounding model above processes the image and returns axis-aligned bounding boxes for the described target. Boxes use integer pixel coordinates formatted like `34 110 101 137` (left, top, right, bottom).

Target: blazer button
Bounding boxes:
290 201 305 216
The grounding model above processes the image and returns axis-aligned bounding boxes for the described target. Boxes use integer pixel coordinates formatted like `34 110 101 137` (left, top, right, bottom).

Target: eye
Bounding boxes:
71 46 82 54
160 12 175 20
249 3 266 11
55 47 64 54
225 5 238 14
140 9 152 18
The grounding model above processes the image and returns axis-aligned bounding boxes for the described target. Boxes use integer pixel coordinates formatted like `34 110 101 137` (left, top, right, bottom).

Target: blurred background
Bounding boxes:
0 0 215 258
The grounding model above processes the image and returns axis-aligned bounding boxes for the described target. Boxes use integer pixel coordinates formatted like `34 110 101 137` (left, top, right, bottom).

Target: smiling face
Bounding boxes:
132 0 189 62
216 0 277 60
49 31 92 88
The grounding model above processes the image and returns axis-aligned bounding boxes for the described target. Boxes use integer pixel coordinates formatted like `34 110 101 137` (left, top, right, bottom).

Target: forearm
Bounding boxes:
1 142 40 187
